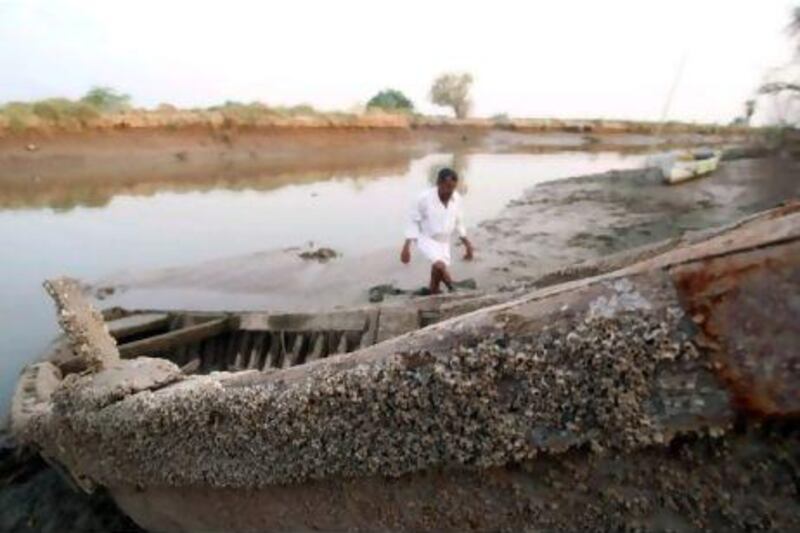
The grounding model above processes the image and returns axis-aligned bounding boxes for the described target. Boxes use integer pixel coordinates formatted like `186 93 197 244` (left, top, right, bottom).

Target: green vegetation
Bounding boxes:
1 98 100 131
490 113 511 126
430 72 473 119
80 86 131 112
205 101 338 126
366 89 414 112
0 86 129 131
0 89 353 132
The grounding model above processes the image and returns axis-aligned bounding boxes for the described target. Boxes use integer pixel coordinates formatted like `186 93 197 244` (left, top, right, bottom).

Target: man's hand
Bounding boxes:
461 237 474 261
400 240 412 264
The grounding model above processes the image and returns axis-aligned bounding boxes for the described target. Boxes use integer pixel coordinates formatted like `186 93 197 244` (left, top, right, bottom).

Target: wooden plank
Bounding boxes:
233 332 251 371
260 334 274 371
107 313 170 339
306 333 325 363
359 309 380 350
335 333 348 354
375 308 419 344
267 333 283 369
174 316 193 366
224 332 240 371
118 317 232 358
280 333 294 369
290 334 306 366
205 336 225 372
247 333 266 370
239 311 368 332
186 342 201 371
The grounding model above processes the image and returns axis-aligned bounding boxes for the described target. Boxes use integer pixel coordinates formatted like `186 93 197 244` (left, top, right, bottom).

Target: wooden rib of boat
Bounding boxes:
106 307 411 372
41 289 504 380
9 202 800 532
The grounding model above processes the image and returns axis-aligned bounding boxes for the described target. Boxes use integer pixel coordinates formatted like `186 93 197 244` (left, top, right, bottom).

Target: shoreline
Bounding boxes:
94 152 798 315
0 127 754 211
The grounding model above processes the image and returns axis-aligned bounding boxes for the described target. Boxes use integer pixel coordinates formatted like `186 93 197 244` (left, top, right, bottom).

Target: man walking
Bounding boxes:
400 167 474 293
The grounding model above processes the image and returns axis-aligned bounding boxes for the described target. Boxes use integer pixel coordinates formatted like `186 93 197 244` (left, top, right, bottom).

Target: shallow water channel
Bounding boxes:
0 151 644 418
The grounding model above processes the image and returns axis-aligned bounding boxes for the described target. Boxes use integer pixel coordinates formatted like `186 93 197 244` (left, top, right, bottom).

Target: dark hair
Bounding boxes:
437 167 459 183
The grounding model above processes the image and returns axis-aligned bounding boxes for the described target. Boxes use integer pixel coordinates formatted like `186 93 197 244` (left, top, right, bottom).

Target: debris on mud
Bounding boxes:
298 247 338 263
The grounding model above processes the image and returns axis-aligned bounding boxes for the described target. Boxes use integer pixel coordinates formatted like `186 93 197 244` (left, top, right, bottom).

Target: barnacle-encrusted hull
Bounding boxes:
11 203 800 532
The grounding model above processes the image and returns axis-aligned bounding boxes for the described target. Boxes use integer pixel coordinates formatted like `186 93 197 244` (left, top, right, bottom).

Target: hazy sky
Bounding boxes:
1 0 796 123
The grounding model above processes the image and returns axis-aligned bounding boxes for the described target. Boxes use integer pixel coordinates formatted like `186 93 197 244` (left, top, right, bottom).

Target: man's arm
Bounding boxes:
460 236 474 261
401 238 413 264
401 195 424 264
456 202 474 261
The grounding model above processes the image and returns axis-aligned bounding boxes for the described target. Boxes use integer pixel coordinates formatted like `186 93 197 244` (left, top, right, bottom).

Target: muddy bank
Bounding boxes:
98 154 799 312
0 126 752 209
0 433 142 532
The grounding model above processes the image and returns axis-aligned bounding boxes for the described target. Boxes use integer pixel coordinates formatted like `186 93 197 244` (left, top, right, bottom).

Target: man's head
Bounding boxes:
436 167 459 201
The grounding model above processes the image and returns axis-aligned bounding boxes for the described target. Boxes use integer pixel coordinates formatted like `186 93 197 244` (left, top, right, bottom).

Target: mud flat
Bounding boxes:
97 154 800 312
9 202 800 531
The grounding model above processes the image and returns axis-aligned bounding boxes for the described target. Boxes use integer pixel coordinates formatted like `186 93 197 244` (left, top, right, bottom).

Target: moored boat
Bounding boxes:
660 148 722 184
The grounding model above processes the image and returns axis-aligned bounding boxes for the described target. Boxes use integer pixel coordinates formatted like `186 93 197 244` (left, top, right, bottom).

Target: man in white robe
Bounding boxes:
400 167 474 293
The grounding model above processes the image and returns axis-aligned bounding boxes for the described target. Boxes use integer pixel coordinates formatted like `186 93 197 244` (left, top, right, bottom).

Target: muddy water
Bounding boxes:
0 151 643 418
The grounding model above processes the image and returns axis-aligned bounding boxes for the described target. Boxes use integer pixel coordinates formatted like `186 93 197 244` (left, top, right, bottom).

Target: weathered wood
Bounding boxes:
118 318 231 359
375 308 419 344
306 333 326 363
335 332 348 354
359 309 380 350
239 311 368 332
107 313 170 340
233 332 251 371
173 316 192 366
248 333 266 370
43 277 120 370
266 333 282 369
180 358 201 375
290 334 306 366
224 332 240 371
280 333 294 369
186 342 201 371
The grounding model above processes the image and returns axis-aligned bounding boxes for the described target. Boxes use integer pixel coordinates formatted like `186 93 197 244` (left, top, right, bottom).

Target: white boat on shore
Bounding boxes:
659 149 722 184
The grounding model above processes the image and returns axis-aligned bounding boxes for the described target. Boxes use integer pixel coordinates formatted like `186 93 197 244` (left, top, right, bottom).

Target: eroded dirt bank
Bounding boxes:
0 126 751 209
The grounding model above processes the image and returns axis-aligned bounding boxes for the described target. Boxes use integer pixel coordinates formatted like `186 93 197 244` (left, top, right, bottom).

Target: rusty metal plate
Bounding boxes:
671 240 800 416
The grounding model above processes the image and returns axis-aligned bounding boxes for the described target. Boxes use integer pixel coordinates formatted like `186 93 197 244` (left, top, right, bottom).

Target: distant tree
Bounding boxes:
731 99 757 126
80 86 131 112
366 89 414 112
745 99 756 122
755 7 800 126
430 72 473 118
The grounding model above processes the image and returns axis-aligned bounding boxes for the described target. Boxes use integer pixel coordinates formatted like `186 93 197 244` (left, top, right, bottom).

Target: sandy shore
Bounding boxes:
97 154 799 313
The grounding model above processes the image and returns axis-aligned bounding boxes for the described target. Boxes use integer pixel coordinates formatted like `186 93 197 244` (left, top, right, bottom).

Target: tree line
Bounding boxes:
367 72 474 118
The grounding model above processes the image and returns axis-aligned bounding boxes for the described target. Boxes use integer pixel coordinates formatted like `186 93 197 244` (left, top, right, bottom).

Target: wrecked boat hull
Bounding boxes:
10 203 800 532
